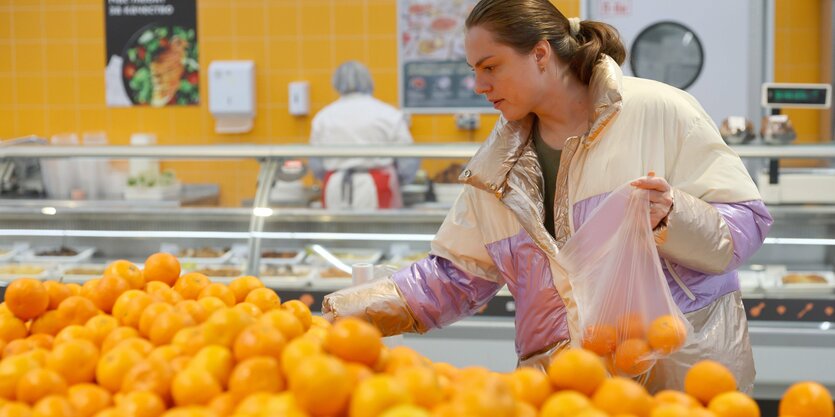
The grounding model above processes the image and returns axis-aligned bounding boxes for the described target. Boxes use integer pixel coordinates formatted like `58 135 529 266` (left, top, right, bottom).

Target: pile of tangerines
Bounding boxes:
0 253 830 417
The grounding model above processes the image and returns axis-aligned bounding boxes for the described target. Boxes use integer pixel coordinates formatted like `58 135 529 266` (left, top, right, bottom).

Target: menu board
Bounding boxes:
104 0 199 107
398 0 493 113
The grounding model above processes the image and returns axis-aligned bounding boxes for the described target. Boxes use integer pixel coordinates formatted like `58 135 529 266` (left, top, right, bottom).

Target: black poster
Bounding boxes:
104 0 199 107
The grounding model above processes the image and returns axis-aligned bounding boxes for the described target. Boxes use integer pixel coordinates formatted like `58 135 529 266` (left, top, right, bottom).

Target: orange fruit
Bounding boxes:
84 315 119 348
207 392 237 417
198 284 235 307
202 308 255 347
46 338 99 384
244 288 281 312
380 404 432 417
15 368 68 405
654 390 700 408
617 313 647 341
582 324 618 356
614 338 654 377
650 403 690 417
383 346 428 374
28 310 67 337
171 368 223 406
120 358 174 402
346 362 375 386
67 383 112 417
235 392 273 415
56 296 99 326
233 323 287 362
25 334 53 351
0 315 28 342
65 283 82 296
96 346 143 393
349 374 411 417
30 395 75 417
394 366 444 409
647 315 687 354
112 338 154 356
42 281 72 310
174 300 208 324
196 296 227 318
145 281 184 305
53 324 96 346
684 360 737 405
88 275 131 314
547 348 607 396
259 310 304 341
228 276 264 303
325 317 383 366
116 390 166 417
575 410 611 417
111 290 153 329
100 326 139 353
779 381 834 417
449 374 515 417
148 344 184 363
289 355 353 417
2 338 33 358
188 345 234 388
148 310 195 345
282 300 313 330
507 367 552 408
138 302 175 338
171 326 208 356
104 260 144 290
228 357 285 399
0 352 42 399
233 302 263 317
707 392 759 417
5 279 49 320
173 273 211 301
0 402 33 417
310 315 331 329
281 337 323 376
539 390 592 417
592 377 653 417
143 253 181 286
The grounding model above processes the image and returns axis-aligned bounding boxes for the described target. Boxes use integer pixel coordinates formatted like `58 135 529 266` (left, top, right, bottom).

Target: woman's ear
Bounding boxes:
533 39 551 71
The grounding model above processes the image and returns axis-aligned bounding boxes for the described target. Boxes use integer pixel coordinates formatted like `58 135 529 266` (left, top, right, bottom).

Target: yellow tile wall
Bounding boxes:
774 0 826 144
4 0 823 206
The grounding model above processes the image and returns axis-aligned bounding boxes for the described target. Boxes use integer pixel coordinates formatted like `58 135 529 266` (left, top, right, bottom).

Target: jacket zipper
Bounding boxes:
664 258 696 301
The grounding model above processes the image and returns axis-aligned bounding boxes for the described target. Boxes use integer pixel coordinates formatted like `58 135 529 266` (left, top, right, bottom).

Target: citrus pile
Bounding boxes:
582 313 689 378
0 253 830 417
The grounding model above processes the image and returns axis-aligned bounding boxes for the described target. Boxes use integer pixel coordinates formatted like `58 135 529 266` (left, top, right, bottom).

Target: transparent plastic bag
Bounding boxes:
557 183 692 380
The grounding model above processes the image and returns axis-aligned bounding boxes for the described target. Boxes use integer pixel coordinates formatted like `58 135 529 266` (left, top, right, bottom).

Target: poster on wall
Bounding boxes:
398 0 493 113
104 0 199 107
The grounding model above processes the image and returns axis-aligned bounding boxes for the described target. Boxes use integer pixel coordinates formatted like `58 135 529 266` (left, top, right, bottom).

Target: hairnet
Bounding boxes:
332 61 374 95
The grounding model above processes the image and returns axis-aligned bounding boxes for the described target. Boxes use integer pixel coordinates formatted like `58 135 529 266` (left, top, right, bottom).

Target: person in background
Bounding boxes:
323 0 772 393
309 61 419 210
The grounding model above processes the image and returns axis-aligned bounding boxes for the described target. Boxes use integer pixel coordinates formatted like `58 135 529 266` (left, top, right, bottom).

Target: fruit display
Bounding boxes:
0 253 832 416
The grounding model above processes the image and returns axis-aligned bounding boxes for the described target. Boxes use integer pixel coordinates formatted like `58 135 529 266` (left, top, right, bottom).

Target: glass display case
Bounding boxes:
0 142 833 400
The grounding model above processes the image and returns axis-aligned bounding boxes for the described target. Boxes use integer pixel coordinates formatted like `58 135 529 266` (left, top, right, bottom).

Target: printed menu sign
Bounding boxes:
104 0 199 107
398 0 492 113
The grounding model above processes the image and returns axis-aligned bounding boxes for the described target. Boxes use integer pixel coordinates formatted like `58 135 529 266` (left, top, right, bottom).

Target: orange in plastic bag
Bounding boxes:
557 183 691 380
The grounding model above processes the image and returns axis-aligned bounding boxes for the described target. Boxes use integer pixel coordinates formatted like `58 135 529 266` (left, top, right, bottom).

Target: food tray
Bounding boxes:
0 247 21 263
59 263 107 283
737 270 762 293
388 251 429 268
19 247 96 264
310 266 353 290
763 270 835 295
189 265 245 284
175 247 235 265
259 249 306 266
0 264 52 282
259 265 315 288
305 248 383 267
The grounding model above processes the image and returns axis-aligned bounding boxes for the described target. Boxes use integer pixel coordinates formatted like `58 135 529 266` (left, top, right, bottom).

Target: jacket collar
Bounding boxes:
459 55 624 197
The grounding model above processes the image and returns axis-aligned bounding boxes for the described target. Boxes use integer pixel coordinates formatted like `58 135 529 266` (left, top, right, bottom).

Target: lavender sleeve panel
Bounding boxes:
713 200 773 273
391 255 502 330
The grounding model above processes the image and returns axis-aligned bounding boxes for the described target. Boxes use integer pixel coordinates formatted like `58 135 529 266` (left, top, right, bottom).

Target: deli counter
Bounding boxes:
0 143 834 401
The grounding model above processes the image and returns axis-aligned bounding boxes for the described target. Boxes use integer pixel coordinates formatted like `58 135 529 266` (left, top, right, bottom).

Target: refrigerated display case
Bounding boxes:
0 143 833 400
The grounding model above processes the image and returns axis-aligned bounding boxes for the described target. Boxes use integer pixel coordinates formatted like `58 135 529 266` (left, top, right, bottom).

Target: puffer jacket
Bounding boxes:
323 56 773 393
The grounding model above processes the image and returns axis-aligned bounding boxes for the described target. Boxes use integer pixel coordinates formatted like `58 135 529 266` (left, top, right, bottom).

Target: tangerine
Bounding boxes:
547 348 607 396
172 273 211 301
228 276 264 304
104 260 144 290
614 338 655 376
324 317 383 366
684 360 737 405
582 324 618 356
647 315 687 354
707 392 760 417
143 253 181 286
5 279 49 320
778 381 834 417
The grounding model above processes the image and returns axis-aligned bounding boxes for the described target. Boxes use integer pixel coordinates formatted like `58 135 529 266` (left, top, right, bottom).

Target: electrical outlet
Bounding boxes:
455 113 480 130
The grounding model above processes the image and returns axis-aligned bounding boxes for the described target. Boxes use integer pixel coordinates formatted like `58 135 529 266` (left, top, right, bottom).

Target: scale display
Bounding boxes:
762 83 831 109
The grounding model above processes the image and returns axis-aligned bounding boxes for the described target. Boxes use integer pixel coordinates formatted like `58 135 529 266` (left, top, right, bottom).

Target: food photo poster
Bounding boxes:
104 0 199 107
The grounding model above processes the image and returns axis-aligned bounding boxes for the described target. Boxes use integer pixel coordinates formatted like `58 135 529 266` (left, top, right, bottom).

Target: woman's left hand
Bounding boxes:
630 171 673 229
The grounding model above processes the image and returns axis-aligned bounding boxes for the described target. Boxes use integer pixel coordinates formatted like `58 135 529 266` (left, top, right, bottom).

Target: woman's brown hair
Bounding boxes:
465 0 626 85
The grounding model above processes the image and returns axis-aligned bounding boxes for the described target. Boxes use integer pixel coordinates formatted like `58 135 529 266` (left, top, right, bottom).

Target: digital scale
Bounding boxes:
756 83 835 204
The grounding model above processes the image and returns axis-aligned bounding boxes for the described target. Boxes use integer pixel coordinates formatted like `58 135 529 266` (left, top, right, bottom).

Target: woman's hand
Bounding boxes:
630 171 673 229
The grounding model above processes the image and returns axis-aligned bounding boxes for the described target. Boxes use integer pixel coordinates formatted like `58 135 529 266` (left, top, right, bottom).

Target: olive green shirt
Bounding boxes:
532 122 562 238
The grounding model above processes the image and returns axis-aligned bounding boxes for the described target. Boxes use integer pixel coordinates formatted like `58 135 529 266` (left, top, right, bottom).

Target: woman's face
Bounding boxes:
465 25 546 121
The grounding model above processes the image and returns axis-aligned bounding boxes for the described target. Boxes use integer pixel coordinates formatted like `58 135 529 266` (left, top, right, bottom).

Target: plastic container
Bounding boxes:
129 133 160 177
41 133 80 199
78 132 110 200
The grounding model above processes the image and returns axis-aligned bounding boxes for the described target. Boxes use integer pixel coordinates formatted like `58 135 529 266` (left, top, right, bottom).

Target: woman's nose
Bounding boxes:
474 76 491 95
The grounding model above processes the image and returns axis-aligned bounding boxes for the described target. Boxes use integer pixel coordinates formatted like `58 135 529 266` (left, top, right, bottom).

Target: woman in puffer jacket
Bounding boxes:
323 0 772 393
